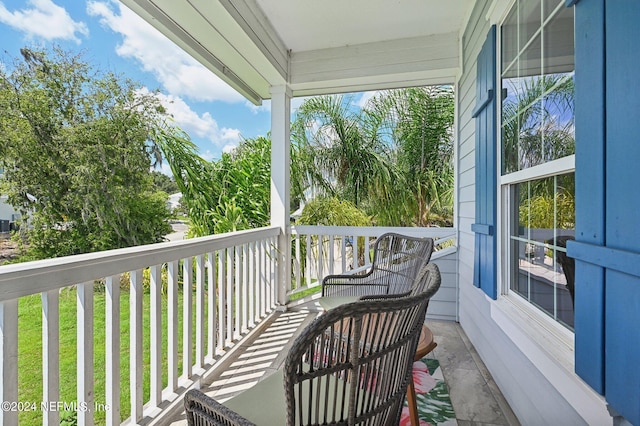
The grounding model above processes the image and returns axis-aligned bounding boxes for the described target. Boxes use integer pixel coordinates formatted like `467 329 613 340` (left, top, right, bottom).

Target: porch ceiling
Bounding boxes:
119 0 474 104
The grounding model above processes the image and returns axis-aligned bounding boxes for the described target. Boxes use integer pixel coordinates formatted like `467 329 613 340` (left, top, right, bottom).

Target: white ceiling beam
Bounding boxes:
120 0 287 103
218 0 289 81
289 32 460 95
290 70 459 98
121 1 466 102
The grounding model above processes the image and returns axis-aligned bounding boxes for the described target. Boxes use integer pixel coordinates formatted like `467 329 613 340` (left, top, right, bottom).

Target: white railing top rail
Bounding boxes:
319 244 457 280
0 226 280 302
432 245 457 259
292 225 456 240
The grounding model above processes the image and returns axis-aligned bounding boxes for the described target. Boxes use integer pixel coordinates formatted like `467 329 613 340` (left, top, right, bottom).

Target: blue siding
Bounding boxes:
569 0 640 422
472 26 497 300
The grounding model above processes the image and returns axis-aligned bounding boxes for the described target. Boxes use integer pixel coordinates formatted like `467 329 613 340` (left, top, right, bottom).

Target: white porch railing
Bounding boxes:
0 226 280 425
290 225 457 294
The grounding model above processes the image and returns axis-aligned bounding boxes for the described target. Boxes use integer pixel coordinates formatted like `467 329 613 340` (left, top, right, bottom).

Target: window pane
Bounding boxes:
556 173 575 229
501 0 575 331
502 77 520 173
520 33 542 83
542 6 575 161
502 7 518 75
543 5 574 76
509 174 575 328
502 34 542 172
519 0 541 51
519 98 543 168
501 1 574 174
502 116 518 174
543 0 563 22
542 83 575 161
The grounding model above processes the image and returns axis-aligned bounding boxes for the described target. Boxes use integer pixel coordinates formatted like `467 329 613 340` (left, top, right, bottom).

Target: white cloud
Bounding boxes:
220 128 241 142
353 91 379 108
154 162 174 177
0 0 88 43
245 96 310 116
145 89 242 149
87 1 243 103
291 96 309 113
199 150 218 162
222 143 238 154
245 100 271 115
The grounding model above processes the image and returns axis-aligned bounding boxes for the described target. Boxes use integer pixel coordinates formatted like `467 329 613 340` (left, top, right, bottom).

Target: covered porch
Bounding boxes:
0 1 477 423
4 0 640 425
0 225 464 425
167 315 517 426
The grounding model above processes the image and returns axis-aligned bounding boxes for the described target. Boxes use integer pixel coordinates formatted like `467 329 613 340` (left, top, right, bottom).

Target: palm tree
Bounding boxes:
161 89 457 235
365 87 455 226
155 126 222 236
291 95 396 209
159 133 306 236
501 74 575 174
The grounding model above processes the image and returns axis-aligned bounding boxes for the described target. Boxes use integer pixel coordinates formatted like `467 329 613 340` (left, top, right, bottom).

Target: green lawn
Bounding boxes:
288 283 321 301
17 285 201 425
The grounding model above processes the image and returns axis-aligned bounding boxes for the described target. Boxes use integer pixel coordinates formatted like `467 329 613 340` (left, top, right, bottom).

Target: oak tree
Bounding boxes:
0 47 173 259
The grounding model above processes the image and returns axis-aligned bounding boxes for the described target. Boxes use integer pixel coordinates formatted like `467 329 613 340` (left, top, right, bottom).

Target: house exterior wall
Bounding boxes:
428 253 458 321
456 1 611 424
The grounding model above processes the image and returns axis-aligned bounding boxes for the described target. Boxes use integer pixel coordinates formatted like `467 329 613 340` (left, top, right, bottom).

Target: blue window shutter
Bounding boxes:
570 0 605 396
569 0 640 423
472 25 497 300
601 1 640 422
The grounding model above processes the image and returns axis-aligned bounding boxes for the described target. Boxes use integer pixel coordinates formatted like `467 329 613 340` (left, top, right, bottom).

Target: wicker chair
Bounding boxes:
320 233 434 310
183 265 441 426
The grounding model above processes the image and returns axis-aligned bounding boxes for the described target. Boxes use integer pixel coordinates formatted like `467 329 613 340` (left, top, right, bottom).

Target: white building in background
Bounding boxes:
167 192 182 212
0 196 20 232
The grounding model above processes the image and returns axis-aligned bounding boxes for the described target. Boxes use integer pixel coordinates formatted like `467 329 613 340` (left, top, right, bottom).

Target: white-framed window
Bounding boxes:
500 0 575 329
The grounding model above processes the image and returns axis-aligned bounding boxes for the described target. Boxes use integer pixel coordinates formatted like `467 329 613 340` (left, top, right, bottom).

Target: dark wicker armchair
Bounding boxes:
320 233 434 310
184 265 441 426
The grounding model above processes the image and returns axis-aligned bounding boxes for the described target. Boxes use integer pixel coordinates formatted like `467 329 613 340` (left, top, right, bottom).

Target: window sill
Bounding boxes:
490 294 610 424
491 294 575 374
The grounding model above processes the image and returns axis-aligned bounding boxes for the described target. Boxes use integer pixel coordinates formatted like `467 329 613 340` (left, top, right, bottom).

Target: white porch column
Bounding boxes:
270 85 292 306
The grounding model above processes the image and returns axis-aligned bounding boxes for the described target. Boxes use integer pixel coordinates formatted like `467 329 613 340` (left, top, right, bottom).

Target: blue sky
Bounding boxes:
0 0 374 172
0 0 274 169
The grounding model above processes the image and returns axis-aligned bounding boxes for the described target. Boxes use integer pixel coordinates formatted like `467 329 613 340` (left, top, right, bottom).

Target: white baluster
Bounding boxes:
77 282 94 426
42 290 59 426
195 255 205 371
217 250 226 350
226 249 234 346
182 258 193 379
167 260 178 392
105 275 120 426
206 252 216 360
149 265 162 410
129 270 143 423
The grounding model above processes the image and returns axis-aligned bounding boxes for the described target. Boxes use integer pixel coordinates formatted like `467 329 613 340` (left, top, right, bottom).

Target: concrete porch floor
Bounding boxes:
168 310 520 426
